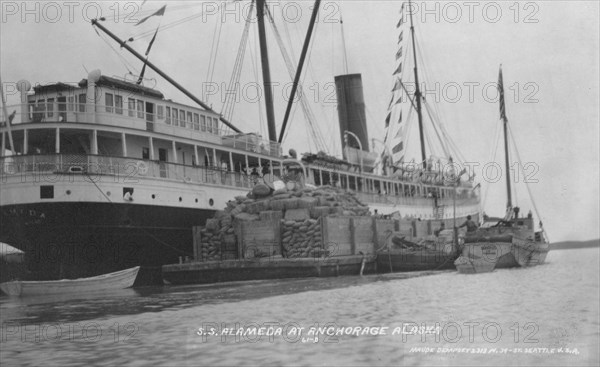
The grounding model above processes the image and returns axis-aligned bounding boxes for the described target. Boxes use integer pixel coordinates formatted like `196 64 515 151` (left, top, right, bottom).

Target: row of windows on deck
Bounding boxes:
309 168 464 199
29 93 221 134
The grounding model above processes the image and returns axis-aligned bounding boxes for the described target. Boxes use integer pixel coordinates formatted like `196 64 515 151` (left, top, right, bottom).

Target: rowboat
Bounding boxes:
0 266 140 297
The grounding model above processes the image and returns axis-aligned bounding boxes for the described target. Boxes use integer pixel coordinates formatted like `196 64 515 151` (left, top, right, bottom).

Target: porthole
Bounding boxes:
179 197 182 202
66 190 71 195
152 194 156 199
209 198 214 206
195 198 198 203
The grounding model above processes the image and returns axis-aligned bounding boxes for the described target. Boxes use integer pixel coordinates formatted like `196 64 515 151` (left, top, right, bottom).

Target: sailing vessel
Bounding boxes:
374 0 479 272
454 67 550 274
0 1 480 284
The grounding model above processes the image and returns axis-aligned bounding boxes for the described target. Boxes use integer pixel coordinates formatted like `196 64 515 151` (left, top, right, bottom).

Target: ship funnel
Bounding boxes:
335 74 369 156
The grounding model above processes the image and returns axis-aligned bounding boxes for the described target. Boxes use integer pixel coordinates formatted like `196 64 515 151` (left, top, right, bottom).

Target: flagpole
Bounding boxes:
408 0 427 168
0 76 16 156
499 65 512 211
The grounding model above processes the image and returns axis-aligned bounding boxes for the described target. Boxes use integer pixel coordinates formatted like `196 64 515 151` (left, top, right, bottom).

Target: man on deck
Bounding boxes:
459 215 478 232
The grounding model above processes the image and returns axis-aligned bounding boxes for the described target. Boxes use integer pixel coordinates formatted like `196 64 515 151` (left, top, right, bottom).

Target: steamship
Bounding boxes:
0 1 480 284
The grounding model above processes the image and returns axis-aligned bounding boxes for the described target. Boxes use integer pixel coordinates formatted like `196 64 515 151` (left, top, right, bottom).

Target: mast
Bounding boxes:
91 19 241 133
498 65 512 209
408 0 427 168
279 0 321 144
256 0 277 142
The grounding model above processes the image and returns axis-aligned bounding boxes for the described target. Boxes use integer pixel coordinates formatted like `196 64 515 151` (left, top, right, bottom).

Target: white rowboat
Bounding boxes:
0 266 140 297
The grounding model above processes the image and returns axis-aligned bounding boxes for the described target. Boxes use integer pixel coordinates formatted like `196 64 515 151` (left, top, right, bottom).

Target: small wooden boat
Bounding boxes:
454 255 496 274
512 236 550 267
376 230 459 272
0 266 140 297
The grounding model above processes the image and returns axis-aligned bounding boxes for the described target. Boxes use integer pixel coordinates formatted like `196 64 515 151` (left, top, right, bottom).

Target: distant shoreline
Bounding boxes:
550 240 600 250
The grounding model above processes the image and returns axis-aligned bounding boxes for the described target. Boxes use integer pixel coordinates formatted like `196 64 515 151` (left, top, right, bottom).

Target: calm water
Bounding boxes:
1 248 598 366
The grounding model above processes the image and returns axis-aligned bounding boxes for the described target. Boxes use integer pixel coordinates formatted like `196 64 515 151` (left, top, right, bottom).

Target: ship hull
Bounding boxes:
0 202 215 285
376 249 458 272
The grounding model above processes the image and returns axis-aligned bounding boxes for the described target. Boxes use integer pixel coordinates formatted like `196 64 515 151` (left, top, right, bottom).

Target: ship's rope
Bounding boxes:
95 30 138 75
481 121 502 209
83 171 194 257
248 26 266 139
266 6 327 152
205 13 223 103
507 123 550 242
221 0 255 123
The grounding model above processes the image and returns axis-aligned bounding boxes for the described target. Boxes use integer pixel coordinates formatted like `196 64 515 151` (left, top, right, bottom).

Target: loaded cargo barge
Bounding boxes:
162 185 459 285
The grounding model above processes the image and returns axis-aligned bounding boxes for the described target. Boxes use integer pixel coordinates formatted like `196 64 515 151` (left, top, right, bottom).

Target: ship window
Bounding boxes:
193 113 199 130
212 118 219 134
187 112 193 128
68 96 74 111
200 115 206 131
179 110 186 128
78 94 86 112
142 147 149 159
128 98 135 117
165 106 171 124
349 175 356 190
312 169 321 185
115 95 123 114
172 108 179 126
40 185 54 199
206 117 213 134
105 93 114 113
47 98 54 117
28 100 34 119
137 99 144 118
36 100 46 119
157 105 164 119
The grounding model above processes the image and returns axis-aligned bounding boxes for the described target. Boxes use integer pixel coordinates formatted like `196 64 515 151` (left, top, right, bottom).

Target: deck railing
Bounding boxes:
0 154 255 189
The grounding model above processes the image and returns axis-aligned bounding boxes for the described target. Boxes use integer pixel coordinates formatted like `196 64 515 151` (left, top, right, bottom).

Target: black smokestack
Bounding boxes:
335 74 369 156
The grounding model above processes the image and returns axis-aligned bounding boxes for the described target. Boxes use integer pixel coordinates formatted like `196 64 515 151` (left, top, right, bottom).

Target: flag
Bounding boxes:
394 125 403 139
398 31 403 44
145 26 159 56
393 62 402 75
137 25 160 84
498 65 507 121
397 4 405 27
395 47 403 60
392 141 403 154
385 112 391 128
136 5 166 26
392 78 402 91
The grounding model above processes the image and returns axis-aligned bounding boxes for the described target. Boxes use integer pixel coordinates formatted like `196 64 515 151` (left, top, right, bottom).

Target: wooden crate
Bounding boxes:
322 216 352 256
352 217 375 255
237 219 282 258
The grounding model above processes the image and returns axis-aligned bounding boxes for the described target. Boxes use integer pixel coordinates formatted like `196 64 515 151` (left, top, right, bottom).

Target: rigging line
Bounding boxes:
103 3 197 22
248 27 265 138
222 1 254 121
268 9 326 152
422 101 450 157
507 123 547 238
129 1 237 39
339 11 349 74
205 13 222 103
131 12 205 40
96 30 138 74
83 171 193 256
482 121 502 209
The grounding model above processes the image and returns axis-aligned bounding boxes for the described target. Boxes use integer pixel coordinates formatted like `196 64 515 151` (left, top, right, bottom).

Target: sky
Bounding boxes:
1 0 598 242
